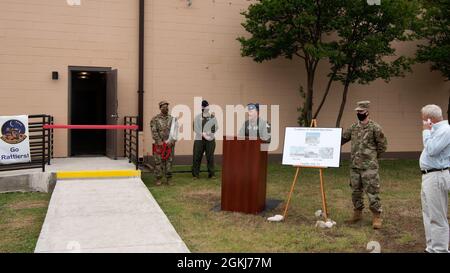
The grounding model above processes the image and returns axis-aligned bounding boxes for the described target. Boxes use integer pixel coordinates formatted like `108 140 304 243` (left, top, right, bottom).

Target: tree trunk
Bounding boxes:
305 73 314 123
313 70 336 119
302 61 317 126
336 81 351 128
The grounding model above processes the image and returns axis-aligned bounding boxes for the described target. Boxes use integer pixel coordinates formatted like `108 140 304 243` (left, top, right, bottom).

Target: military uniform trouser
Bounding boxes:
350 168 382 213
192 139 216 177
154 146 174 180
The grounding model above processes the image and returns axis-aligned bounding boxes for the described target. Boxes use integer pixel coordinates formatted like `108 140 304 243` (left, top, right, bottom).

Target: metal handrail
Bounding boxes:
124 116 140 170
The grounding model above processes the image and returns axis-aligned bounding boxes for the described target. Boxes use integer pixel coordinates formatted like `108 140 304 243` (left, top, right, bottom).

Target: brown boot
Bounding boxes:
346 209 363 224
372 212 382 229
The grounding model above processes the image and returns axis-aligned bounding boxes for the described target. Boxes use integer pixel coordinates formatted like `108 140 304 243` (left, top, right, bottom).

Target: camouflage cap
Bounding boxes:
159 100 169 108
355 100 370 111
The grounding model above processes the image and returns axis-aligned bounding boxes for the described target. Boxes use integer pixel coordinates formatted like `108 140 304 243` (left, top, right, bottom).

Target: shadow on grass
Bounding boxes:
142 159 427 253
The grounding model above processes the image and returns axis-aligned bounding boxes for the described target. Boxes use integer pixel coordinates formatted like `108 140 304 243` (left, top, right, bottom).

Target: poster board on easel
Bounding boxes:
276 124 342 222
282 127 342 168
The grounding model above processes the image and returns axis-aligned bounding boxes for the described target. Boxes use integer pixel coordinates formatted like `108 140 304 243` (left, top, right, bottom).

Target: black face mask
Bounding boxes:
357 112 368 121
161 107 169 115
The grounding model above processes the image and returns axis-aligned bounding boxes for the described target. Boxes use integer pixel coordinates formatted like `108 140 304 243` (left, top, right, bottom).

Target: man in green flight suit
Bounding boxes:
150 100 178 186
192 100 218 179
341 101 387 229
238 103 271 142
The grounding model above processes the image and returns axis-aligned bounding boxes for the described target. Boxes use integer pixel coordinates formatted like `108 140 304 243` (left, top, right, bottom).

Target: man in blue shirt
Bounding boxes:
420 104 450 253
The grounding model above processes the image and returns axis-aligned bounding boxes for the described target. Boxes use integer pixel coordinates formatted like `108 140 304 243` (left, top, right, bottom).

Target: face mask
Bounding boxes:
357 112 368 121
161 107 168 115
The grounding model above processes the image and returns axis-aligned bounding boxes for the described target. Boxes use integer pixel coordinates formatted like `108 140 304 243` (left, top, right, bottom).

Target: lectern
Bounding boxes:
221 137 268 214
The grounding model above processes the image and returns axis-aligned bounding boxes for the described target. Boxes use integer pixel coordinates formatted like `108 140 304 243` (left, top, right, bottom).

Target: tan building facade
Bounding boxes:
1 0 449 159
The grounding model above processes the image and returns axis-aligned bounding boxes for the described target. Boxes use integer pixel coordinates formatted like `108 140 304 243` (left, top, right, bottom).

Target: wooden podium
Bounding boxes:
221 137 268 214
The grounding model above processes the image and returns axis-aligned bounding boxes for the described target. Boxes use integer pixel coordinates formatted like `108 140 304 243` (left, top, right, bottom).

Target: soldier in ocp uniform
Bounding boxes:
341 101 387 229
150 101 178 186
192 100 218 179
238 103 271 142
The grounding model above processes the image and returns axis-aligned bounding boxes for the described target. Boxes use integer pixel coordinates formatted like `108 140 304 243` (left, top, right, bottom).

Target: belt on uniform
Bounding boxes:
421 167 449 175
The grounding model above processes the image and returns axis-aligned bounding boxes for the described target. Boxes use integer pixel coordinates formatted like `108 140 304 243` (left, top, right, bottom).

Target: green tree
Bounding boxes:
327 0 419 127
415 0 450 120
237 0 339 126
416 0 450 79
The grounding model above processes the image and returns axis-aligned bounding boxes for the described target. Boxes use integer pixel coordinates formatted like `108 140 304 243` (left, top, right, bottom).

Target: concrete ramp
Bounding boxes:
35 177 189 253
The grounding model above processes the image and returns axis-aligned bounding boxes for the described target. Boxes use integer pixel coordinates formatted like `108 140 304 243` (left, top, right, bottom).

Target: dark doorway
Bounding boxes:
70 69 107 156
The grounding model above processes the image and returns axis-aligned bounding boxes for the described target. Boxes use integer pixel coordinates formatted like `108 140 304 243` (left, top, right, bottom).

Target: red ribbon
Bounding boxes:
43 124 139 130
152 142 172 160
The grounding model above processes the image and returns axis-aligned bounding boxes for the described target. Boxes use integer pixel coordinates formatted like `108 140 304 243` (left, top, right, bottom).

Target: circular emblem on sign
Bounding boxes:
1 119 27 144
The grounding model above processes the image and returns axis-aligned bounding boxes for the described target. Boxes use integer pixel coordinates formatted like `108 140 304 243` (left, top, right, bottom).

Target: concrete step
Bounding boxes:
56 169 141 179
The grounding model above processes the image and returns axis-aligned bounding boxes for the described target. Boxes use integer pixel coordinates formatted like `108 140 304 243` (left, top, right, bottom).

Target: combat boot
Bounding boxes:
372 212 382 229
345 209 363 224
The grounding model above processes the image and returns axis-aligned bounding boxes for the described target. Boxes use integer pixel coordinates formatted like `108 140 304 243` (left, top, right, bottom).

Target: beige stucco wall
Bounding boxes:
144 0 449 156
0 0 138 157
1 0 449 158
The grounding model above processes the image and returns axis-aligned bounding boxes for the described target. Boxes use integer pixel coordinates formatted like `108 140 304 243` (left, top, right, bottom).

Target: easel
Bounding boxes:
282 119 330 220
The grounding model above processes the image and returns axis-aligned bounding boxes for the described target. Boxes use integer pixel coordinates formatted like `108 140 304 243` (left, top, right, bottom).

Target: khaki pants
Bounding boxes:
421 170 450 253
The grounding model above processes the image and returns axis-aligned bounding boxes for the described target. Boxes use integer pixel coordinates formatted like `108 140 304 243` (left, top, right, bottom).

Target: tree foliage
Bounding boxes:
416 0 450 80
238 0 420 127
238 0 338 126
330 0 419 126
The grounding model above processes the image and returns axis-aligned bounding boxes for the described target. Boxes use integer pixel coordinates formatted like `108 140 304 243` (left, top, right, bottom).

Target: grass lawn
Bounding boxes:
0 159 438 253
142 159 431 253
0 192 50 253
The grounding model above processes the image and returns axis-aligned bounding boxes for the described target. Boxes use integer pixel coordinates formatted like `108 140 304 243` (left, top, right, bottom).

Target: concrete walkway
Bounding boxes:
34 158 190 253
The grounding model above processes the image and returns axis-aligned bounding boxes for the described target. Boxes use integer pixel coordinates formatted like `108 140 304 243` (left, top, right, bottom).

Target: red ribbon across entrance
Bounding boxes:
43 124 139 130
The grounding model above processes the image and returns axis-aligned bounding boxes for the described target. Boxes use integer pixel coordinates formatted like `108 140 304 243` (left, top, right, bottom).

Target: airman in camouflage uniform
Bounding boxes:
341 101 387 229
150 101 177 186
